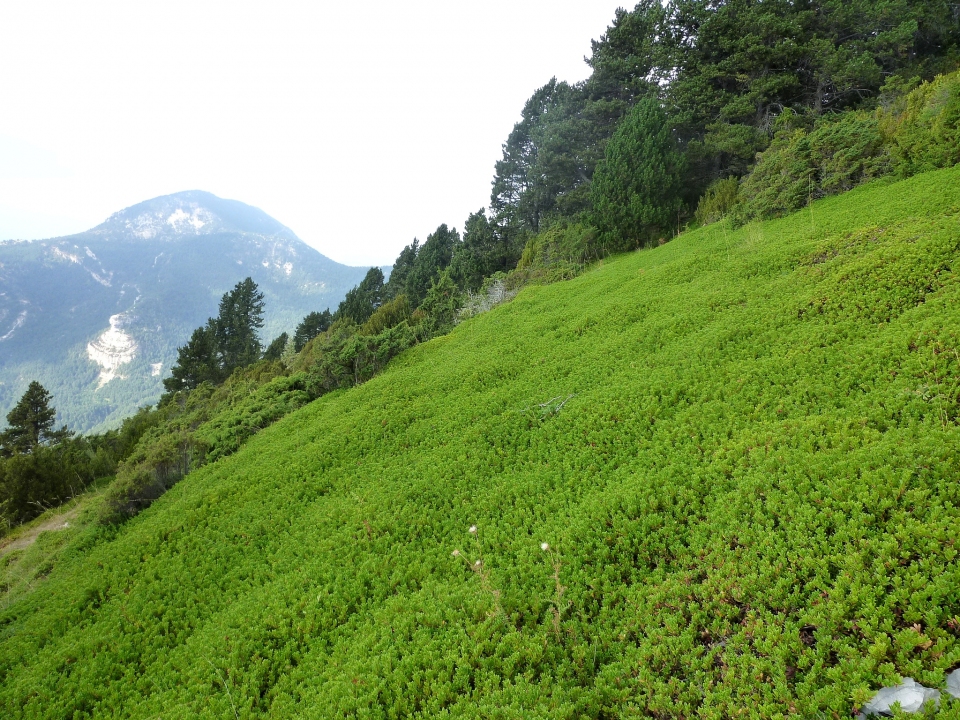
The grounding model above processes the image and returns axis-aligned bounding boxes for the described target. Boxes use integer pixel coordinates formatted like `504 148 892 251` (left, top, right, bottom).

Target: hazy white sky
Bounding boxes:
0 1 628 266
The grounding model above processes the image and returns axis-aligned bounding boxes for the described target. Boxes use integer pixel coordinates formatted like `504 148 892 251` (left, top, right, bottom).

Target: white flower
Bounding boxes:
540 542 550 552
474 560 482 568
451 549 460 557
468 525 477 535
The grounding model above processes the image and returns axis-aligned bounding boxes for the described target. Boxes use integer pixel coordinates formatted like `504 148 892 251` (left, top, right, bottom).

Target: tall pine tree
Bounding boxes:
163 278 266 394
215 277 265 375
591 97 684 251
0 381 69 454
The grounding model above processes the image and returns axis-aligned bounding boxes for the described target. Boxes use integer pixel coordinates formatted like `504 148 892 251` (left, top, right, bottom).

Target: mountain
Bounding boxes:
0 191 374 432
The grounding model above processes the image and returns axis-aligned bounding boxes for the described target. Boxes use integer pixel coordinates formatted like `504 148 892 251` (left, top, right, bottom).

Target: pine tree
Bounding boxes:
450 210 519 292
0 381 70 454
336 268 384 325
294 310 333 352
405 225 460 306
591 97 684 251
215 277 265 375
383 240 418 301
163 320 221 393
163 278 266 394
262 332 289 361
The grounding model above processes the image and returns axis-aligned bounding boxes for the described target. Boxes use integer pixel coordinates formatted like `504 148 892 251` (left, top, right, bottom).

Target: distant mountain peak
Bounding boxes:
88 190 298 242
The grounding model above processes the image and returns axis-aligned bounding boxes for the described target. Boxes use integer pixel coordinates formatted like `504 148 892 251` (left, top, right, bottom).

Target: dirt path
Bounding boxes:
0 505 81 559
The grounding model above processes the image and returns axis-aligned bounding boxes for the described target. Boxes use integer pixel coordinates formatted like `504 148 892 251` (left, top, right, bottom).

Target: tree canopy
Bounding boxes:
0 382 68 455
486 0 960 236
336 268 385 326
591 97 685 251
164 278 266 394
293 310 333 352
215 277 265 375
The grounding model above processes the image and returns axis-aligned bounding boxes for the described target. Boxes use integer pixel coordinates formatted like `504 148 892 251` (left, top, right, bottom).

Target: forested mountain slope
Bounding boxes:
2 168 960 717
0 191 371 433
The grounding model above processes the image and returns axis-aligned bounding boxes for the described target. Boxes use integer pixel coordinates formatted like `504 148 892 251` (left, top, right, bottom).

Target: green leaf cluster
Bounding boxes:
0 384 157 529
486 0 960 240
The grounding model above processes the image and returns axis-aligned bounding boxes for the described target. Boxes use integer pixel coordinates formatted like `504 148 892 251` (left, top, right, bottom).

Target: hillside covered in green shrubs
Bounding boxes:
2 2 960 717
2 166 960 717
4 0 959 535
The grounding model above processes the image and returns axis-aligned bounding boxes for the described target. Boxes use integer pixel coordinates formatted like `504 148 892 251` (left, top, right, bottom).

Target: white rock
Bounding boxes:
860 677 940 717
87 313 138 387
946 668 960 699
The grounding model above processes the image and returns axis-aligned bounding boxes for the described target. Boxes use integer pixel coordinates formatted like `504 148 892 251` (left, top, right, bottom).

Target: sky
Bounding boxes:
0 1 629 267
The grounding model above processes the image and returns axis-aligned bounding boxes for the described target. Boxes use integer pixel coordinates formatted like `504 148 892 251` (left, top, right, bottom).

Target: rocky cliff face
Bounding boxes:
86 312 138 388
0 191 372 433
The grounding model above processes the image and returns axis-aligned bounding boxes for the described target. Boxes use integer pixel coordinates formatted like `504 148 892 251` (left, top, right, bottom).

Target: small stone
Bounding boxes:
946 668 960 699
859 677 940 717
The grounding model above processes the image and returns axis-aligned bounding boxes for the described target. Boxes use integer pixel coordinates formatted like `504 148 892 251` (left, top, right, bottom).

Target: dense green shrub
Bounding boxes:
412 270 462 337
98 302 433 524
4 168 960 718
733 71 960 224
98 430 206 523
98 361 300 522
361 294 411 336
880 70 960 177
294 316 421 396
0 439 115 528
338 323 419 387
0 382 122 529
513 221 603 286
735 110 890 223
694 177 740 226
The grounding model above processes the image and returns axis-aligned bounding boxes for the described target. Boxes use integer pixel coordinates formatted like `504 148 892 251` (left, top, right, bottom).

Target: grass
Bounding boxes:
0 476 115 613
2 167 960 718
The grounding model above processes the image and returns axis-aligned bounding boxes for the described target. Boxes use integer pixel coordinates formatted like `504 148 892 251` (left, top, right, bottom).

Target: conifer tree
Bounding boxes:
405 225 460 306
336 268 384 325
450 210 518 292
262 332 289 361
591 97 684 251
294 310 333 352
383 240 418 301
0 381 69 454
215 277 265 374
163 320 221 393
164 277 266 394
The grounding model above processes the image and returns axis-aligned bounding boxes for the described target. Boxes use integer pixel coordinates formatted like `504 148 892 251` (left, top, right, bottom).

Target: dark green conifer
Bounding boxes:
0 381 69 454
591 97 684 251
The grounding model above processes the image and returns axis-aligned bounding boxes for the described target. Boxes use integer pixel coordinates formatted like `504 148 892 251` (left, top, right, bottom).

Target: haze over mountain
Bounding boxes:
0 191 373 433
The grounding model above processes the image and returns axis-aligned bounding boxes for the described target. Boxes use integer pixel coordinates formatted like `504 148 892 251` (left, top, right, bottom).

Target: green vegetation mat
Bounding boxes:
2 168 960 718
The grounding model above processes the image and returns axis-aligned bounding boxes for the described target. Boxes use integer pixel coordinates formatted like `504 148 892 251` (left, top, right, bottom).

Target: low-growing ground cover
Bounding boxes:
0 477 116 613
2 168 960 718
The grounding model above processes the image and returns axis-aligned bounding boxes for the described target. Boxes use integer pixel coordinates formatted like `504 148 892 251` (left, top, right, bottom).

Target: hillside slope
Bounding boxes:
0 191 371 433
2 169 960 718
